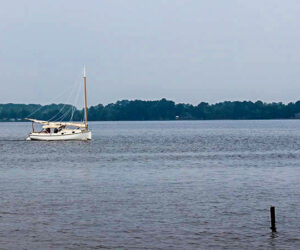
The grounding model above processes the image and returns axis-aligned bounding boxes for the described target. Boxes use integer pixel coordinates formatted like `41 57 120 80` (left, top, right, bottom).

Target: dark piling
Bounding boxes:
270 206 276 232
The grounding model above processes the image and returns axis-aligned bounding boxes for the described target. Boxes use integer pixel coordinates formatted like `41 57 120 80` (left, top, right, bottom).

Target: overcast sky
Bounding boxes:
1 0 300 107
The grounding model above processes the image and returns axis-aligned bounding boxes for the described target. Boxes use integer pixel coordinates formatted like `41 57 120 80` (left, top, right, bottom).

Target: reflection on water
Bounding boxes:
0 121 299 249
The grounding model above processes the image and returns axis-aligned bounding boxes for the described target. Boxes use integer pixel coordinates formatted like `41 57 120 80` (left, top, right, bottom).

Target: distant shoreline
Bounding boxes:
1 99 300 121
2 117 300 122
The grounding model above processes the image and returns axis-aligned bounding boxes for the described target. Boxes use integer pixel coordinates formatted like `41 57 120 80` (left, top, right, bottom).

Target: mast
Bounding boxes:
83 65 88 131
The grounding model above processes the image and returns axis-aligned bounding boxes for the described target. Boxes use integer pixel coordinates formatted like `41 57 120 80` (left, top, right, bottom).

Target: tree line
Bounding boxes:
1 99 300 121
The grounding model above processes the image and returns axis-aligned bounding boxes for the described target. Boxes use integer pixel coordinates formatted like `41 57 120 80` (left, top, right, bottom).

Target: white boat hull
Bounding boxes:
27 131 92 141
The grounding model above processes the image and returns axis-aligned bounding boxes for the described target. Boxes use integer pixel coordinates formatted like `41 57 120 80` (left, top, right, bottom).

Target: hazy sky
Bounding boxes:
1 0 300 107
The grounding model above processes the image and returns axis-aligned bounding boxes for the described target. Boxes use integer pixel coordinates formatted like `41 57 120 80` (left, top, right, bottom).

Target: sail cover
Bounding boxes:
25 118 86 128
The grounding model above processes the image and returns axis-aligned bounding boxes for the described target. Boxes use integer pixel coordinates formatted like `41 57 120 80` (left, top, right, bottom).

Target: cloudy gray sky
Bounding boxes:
1 0 300 106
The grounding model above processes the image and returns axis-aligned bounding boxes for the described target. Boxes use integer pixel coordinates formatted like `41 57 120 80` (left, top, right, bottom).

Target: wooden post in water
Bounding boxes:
270 206 276 232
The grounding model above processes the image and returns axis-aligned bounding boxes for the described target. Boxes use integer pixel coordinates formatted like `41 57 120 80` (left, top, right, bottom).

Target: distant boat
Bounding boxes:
26 66 92 141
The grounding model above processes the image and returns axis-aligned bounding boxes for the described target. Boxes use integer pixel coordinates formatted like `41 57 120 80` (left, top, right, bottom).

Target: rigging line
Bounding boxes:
70 83 81 121
70 104 78 122
70 106 76 122
78 108 84 123
73 68 85 110
47 84 79 121
81 77 86 123
30 69 83 121
48 101 74 121
61 109 73 121
69 76 83 122
47 75 82 122
76 76 84 108
67 66 85 123
48 101 71 122
69 106 74 122
71 74 84 122
27 83 75 118
59 99 80 122
48 87 78 121
56 105 73 122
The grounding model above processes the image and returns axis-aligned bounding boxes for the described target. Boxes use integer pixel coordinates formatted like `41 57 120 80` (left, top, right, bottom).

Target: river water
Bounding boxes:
0 121 299 249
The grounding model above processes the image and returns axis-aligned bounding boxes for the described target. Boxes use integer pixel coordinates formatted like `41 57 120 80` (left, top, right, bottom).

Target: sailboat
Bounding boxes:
26 67 92 141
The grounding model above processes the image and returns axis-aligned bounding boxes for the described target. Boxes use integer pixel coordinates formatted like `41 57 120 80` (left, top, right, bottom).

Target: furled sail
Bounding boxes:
25 118 86 128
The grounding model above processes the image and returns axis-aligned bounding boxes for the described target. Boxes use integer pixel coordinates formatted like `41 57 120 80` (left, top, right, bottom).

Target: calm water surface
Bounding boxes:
0 120 299 249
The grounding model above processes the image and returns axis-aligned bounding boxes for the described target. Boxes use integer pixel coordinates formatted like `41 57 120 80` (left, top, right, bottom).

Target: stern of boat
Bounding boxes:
86 131 92 140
